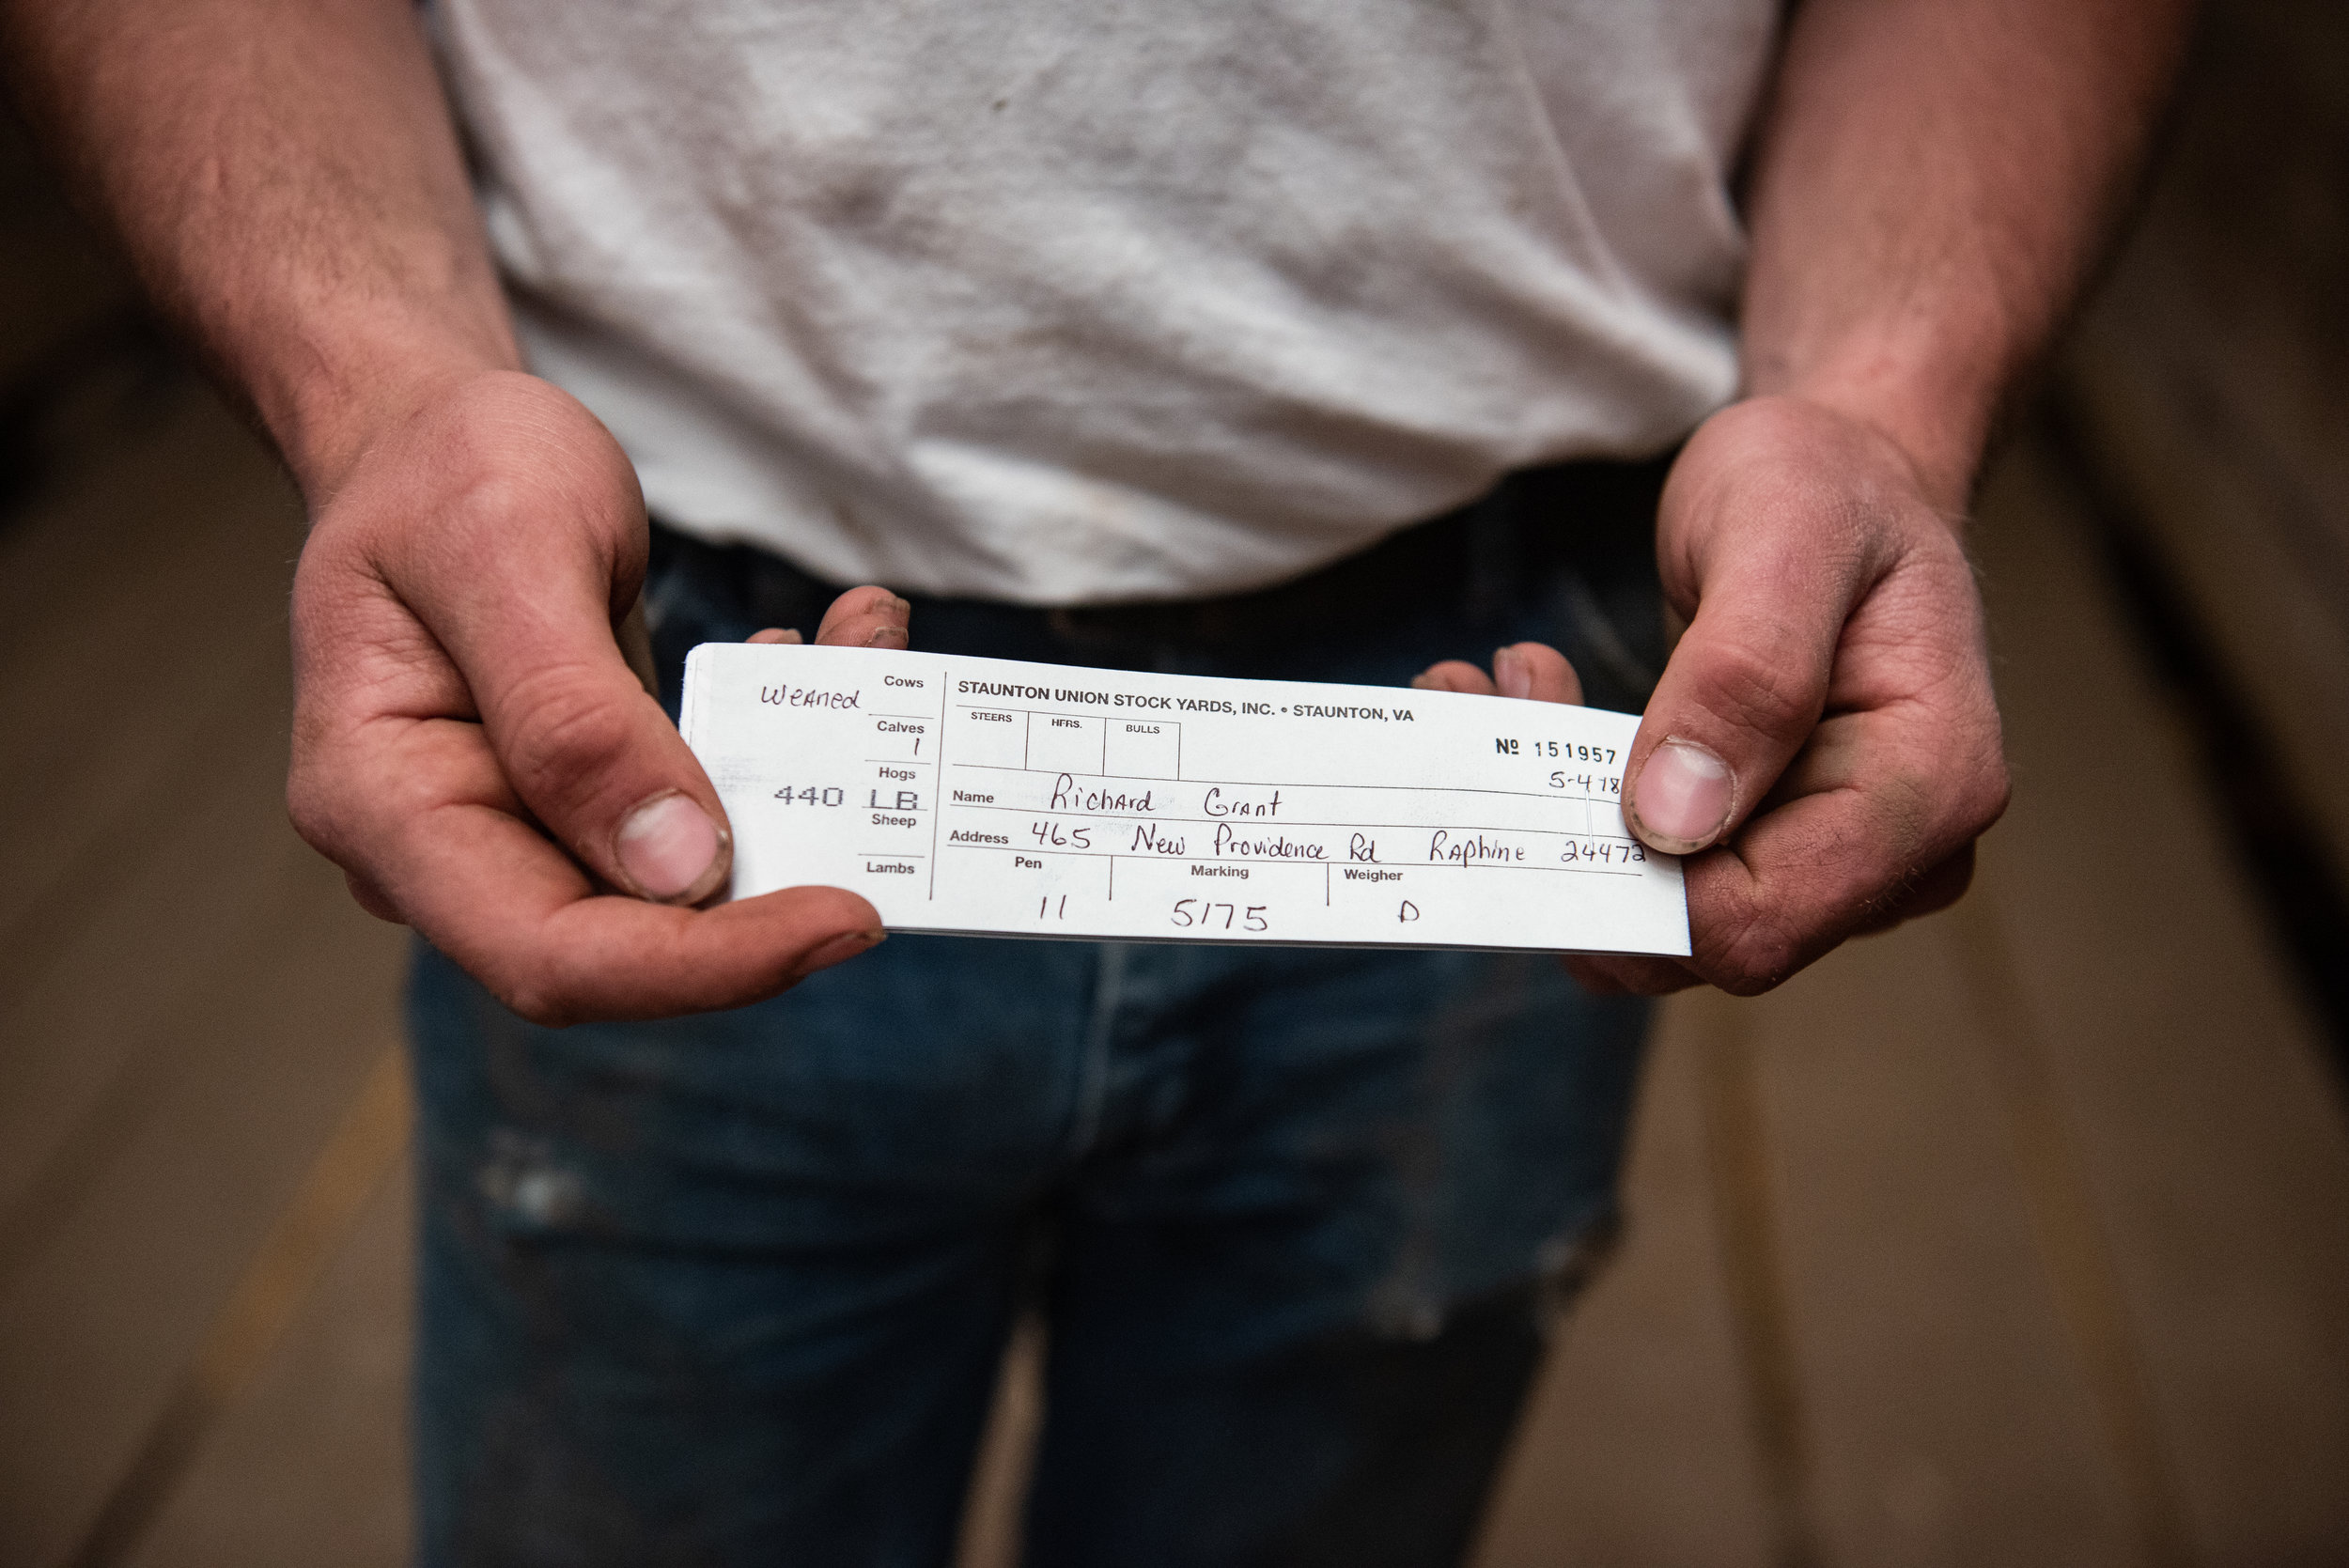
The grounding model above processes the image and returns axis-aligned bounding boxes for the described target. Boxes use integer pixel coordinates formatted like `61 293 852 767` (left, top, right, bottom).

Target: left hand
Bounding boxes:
1416 394 2009 996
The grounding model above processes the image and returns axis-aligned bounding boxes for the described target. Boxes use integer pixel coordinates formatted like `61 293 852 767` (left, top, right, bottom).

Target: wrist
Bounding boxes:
248 307 520 507
1743 308 2019 520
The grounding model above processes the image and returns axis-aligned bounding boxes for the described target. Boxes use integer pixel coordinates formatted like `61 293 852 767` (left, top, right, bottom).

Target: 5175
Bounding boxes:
1172 899 1268 932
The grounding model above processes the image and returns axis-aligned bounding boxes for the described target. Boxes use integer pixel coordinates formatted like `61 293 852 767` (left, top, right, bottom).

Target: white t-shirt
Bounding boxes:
432 1 1778 603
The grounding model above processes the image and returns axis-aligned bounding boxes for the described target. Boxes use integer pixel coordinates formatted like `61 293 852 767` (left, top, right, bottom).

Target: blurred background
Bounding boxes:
3 3 2346 1564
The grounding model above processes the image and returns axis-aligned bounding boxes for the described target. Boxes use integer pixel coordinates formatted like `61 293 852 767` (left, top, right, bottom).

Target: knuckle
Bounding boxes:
515 995 574 1029
1911 732 2009 858
1715 955 1792 998
489 958 577 1030
286 751 368 864
1703 903 1808 997
502 989 566 1029
285 767 334 849
1964 753 2013 834
497 664 637 812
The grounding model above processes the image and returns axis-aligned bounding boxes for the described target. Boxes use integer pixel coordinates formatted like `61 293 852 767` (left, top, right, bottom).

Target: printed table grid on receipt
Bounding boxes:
681 644 1689 957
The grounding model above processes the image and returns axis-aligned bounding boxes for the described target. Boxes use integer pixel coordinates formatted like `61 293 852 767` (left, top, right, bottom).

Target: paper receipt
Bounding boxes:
681 644 1688 955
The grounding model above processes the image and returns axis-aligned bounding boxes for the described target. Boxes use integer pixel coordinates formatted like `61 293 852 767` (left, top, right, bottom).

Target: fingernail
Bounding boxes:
1495 646 1531 701
801 928 884 975
615 792 724 901
865 624 907 647
1631 737 1734 850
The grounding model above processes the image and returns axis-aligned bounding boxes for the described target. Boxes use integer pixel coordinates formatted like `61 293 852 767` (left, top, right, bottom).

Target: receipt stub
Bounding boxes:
681 644 1688 955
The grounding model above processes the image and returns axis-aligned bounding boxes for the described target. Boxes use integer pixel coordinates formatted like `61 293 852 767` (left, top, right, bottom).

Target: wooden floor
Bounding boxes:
6 7 2349 1560
0 371 2342 1568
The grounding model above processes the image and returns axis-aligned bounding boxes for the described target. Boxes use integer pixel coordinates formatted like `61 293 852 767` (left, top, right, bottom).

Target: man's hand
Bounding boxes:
1417 395 2005 997
4 0 919 1023
288 370 904 1024
1520 0 2185 995
1600 395 2002 994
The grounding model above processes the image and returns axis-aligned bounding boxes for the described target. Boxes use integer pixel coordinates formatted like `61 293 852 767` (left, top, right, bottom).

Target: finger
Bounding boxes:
1563 955 1629 996
350 717 885 1024
1565 841 1971 990
1677 735 2000 993
1851 842 1977 934
747 627 803 645
1411 660 1496 695
1564 954 1703 996
342 869 404 924
815 586 911 648
1493 643 1583 706
490 649 735 908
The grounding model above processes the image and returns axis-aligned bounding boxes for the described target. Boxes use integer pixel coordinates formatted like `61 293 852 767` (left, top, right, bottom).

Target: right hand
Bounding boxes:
287 370 908 1025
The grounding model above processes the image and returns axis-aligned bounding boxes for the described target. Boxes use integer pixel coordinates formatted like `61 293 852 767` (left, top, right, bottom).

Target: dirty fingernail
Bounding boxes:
615 792 723 900
865 623 907 647
801 928 884 974
1495 646 1531 701
1631 737 1734 850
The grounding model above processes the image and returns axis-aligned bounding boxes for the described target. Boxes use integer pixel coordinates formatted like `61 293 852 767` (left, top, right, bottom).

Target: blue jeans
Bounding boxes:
409 469 1665 1567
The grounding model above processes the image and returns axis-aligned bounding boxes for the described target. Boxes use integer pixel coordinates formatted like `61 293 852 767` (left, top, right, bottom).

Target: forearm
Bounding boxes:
0 0 518 499
1739 0 2193 507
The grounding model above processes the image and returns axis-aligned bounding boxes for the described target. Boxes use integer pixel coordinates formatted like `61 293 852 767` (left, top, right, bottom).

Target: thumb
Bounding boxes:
1624 565 1847 856
483 587 905 904
438 541 739 904
412 542 736 906
488 621 739 904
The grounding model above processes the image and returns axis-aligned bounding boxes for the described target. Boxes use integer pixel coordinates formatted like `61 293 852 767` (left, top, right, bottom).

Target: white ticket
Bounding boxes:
681 644 1688 955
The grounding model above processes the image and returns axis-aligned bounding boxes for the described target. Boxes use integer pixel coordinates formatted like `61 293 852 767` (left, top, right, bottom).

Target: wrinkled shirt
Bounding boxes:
435 0 1778 601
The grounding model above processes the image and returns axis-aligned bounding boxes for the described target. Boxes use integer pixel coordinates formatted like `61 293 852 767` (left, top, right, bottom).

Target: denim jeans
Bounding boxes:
408 466 1666 1568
